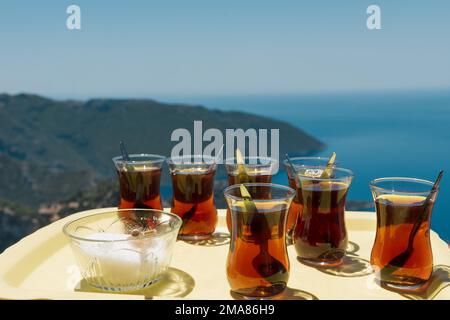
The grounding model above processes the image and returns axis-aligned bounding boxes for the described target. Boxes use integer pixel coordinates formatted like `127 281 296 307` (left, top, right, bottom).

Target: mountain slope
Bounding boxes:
0 93 324 207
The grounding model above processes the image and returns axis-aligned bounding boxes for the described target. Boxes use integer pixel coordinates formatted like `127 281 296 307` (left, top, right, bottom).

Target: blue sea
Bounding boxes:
161 91 450 242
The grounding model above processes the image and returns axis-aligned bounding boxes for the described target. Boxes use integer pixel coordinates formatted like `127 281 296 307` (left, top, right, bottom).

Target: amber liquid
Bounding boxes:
293 181 349 266
117 166 163 210
225 172 272 232
371 195 433 290
286 176 301 240
227 204 289 297
170 168 217 239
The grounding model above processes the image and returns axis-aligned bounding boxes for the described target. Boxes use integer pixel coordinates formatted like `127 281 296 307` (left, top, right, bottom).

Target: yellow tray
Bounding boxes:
0 208 448 300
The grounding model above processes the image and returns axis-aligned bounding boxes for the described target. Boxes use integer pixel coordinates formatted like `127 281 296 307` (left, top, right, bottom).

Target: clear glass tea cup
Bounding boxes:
224 156 277 232
112 154 165 210
167 155 218 240
224 183 295 298
293 165 353 267
370 177 438 292
283 157 338 241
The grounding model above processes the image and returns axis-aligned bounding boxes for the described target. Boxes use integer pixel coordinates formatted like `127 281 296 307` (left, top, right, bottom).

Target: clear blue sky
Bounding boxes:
0 0 449 98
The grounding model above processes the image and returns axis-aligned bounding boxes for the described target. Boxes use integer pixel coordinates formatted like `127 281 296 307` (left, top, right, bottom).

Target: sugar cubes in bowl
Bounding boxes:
63 209 182 292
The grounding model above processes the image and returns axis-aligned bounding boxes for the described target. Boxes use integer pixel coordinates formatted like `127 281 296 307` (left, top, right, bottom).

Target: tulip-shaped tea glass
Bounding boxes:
370 177 438 292
63 209 182 292
293 166 353 267
113 154 165 210
283 157 338 242
224 183 295 298
225 156 277 232
167 155 218 240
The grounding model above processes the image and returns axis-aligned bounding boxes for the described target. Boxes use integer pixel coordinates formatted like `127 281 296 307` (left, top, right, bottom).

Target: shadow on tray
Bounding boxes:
76 267 195 299
182 232 230 247
399 265 450 300
298 241 374 277
230 287 319 300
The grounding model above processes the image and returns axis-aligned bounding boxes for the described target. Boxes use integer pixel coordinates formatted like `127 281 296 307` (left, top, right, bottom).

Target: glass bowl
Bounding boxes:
63 209 182 292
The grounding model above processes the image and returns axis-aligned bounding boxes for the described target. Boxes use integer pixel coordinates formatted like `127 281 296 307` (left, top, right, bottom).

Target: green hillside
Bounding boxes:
0 93 324 207
0 93 325 251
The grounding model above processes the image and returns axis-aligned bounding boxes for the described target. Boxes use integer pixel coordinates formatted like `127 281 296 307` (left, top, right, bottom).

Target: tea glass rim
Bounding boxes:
112 153 166 166
225 156 277 175
223 183 296 202
63 209 182 243
295 165 354 181
370 177 436 196
283 156 339 167
224 156 277 165
283 156 331 165
167 154 217 165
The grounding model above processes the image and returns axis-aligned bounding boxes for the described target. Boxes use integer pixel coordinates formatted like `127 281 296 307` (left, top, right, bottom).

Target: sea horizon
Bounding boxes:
155 90 450 242
1 90 449 241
